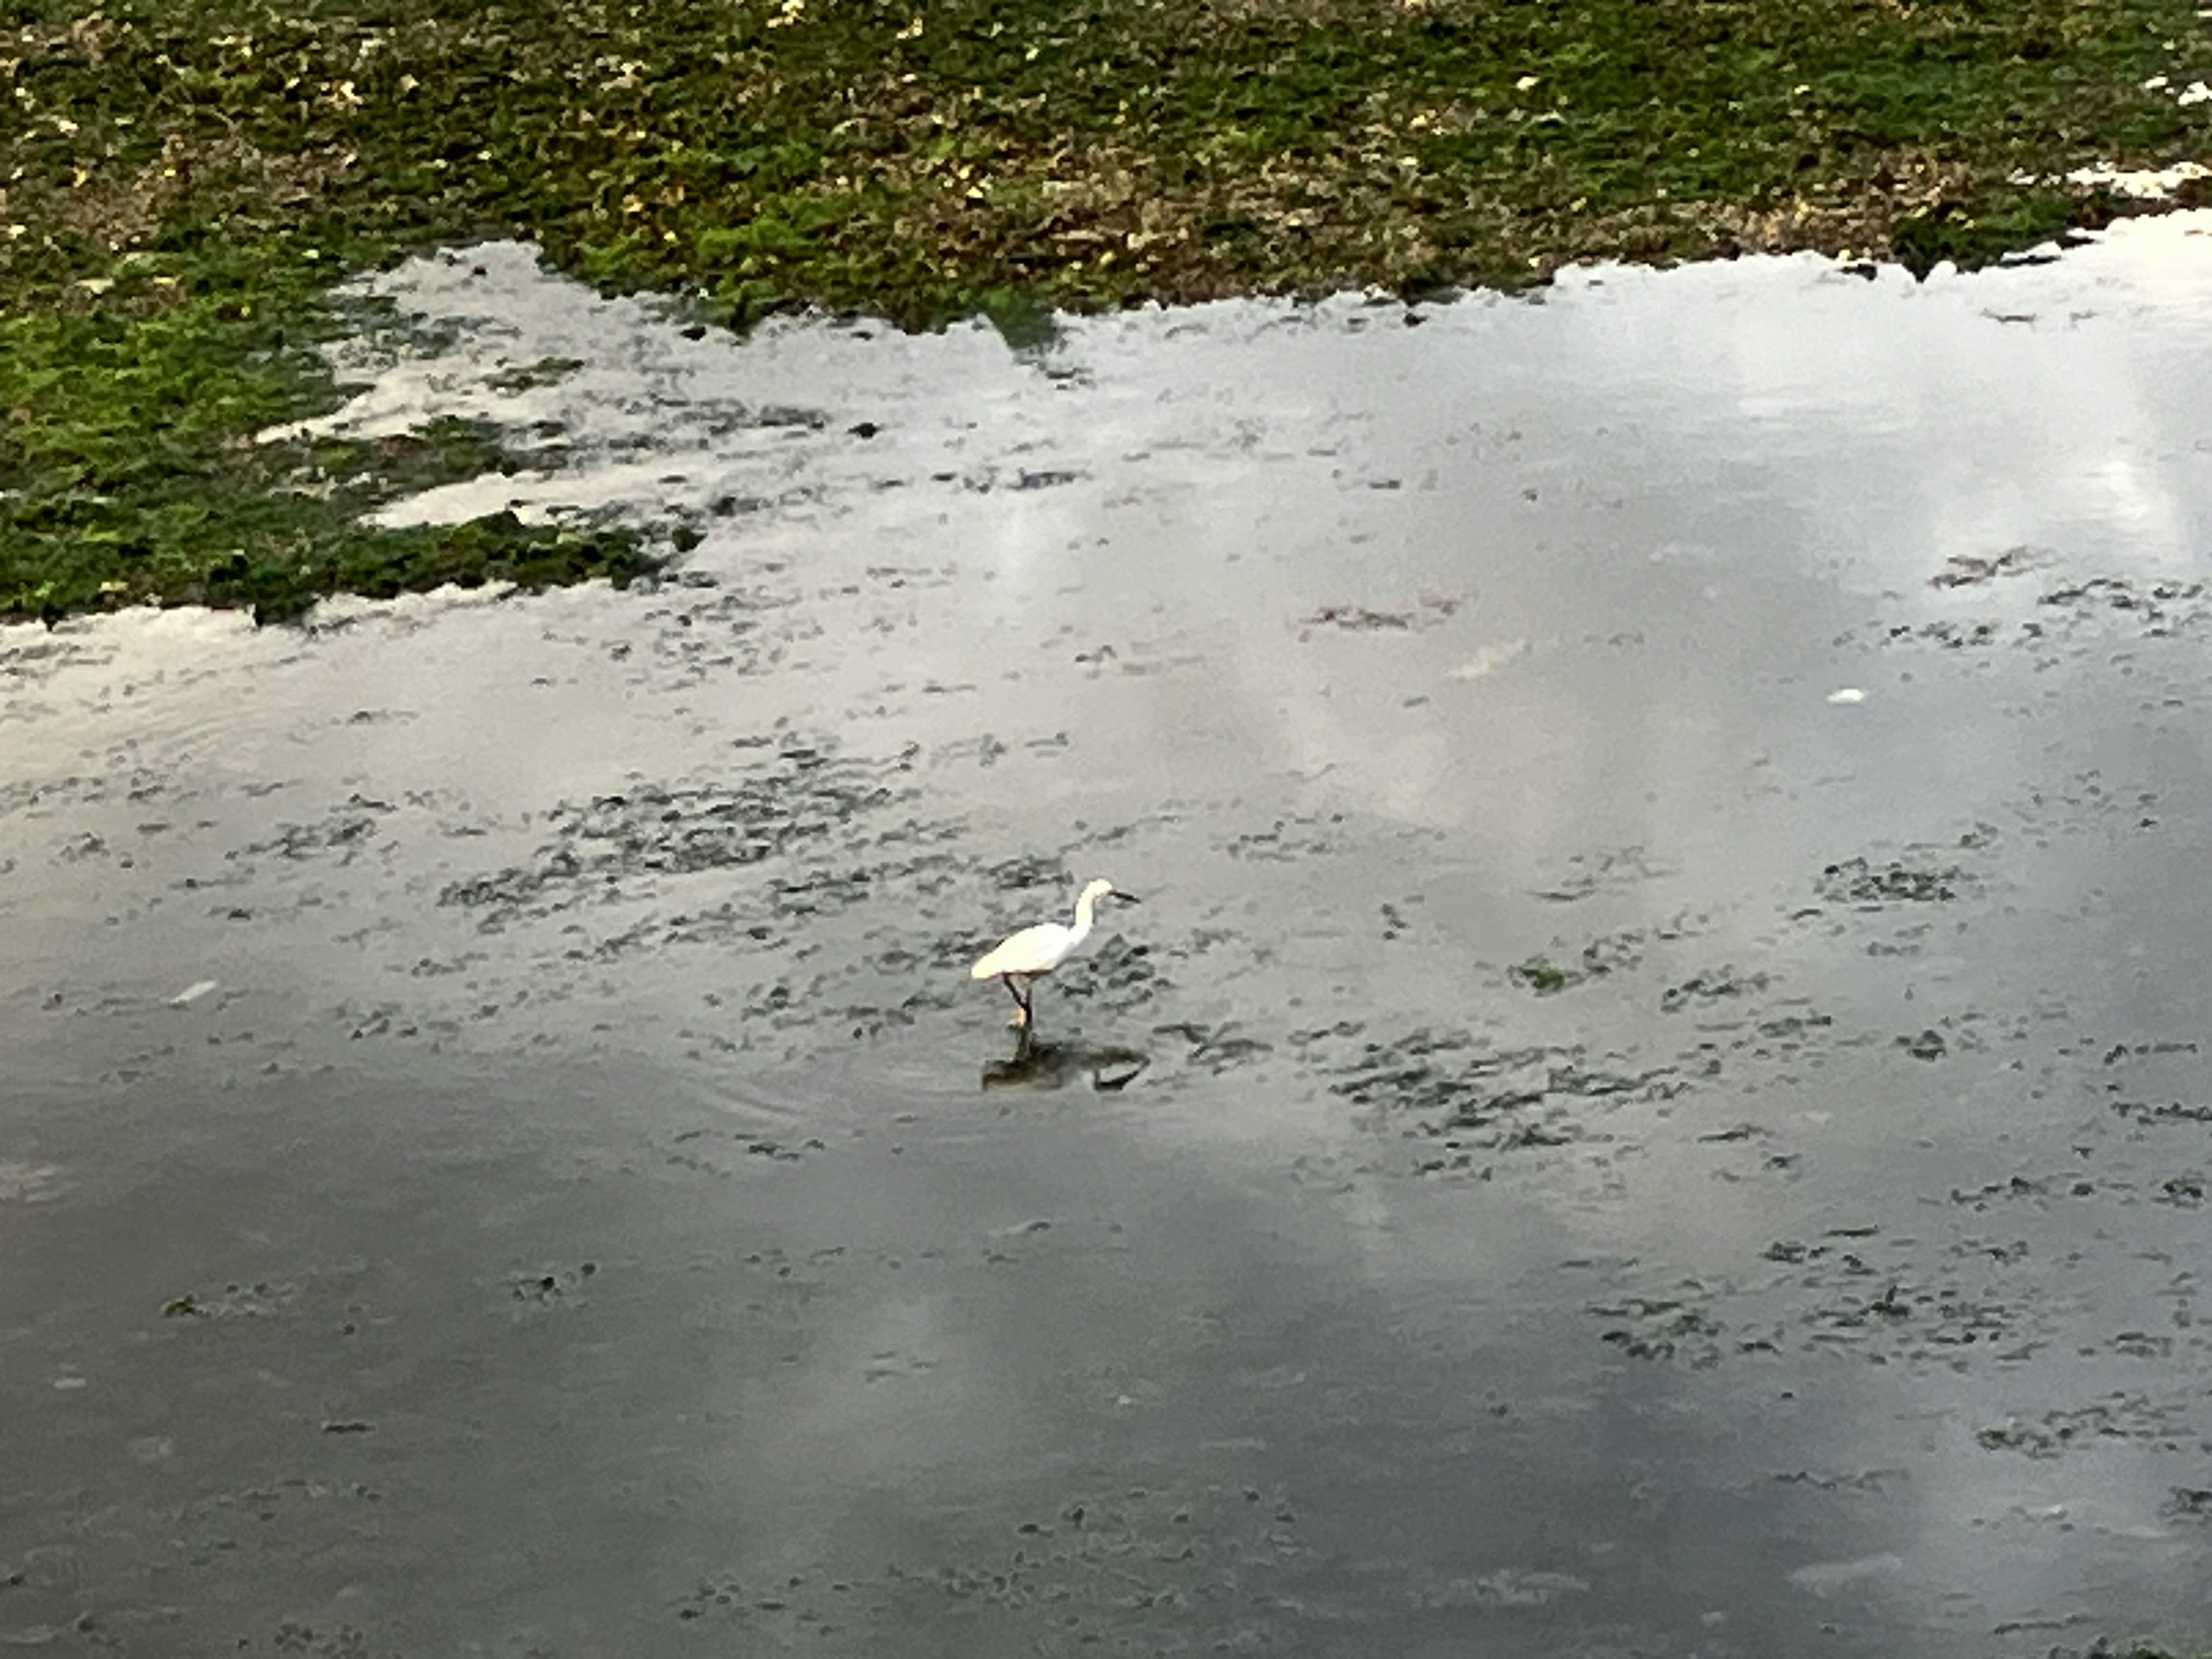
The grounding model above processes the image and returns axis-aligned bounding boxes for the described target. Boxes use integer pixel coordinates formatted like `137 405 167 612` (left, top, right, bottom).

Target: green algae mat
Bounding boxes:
5 0 2210 621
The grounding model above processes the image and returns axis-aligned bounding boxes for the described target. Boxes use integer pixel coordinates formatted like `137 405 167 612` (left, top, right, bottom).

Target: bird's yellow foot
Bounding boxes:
1008 1007 1029 1028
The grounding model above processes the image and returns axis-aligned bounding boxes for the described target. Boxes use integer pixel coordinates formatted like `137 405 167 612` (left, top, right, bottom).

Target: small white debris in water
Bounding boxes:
53 1373 89 1391
169 979 221 1006
1826 687 1867 705
2180 82 2211 107
1446 638 1532 680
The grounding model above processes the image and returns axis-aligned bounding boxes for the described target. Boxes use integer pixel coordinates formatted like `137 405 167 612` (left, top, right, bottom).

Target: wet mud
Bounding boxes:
8 221 2212 1654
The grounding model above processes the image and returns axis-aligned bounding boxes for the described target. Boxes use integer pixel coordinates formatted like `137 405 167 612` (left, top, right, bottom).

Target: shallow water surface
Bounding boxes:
7 221 2212 1656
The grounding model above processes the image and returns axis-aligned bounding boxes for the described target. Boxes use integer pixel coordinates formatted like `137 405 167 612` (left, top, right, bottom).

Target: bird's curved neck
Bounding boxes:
1069 889 1099 942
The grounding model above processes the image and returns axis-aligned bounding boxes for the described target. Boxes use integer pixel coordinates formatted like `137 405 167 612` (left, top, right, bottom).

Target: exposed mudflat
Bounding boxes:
7 219 2212 1657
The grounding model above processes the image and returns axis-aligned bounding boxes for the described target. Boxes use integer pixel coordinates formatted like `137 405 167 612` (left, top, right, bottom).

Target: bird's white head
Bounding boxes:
1070 878 1139 925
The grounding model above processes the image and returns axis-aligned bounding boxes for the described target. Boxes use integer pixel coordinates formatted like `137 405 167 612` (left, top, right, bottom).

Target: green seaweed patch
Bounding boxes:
1510 956 1575 996
214 512 657 624
1815 857 1972 906
0 251 658 624
1508 930 1647 995
7 0 2211 328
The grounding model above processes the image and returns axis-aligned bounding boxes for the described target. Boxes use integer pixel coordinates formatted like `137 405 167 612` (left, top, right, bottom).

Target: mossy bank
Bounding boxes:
5 0 2210 622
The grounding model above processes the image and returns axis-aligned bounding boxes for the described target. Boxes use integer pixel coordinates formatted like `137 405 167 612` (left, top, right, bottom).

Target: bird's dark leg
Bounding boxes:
1001 974 1033 1028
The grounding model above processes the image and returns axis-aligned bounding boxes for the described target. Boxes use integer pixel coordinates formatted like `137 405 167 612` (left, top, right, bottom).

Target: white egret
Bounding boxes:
970 878 1140 1029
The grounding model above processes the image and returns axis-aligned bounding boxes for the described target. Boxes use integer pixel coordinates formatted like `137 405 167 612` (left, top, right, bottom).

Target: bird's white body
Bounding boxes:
971 878 1130 1028
972 878 1115 980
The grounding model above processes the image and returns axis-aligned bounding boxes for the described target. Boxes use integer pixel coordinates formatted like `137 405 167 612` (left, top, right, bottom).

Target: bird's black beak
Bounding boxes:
1114 892 1143 904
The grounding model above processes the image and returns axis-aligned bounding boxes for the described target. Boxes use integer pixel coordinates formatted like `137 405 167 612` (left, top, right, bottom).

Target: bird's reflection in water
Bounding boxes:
982 1034 1149 1093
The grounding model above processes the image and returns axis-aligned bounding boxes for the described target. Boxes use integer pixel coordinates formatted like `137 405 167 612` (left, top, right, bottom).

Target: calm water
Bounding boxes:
7 219 2212 1656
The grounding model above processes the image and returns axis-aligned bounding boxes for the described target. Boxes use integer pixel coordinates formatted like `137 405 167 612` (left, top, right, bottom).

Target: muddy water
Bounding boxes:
8 220 2212 1656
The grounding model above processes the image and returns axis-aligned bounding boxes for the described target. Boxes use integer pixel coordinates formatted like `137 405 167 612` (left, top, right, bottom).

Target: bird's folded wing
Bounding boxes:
971 923 1056 978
